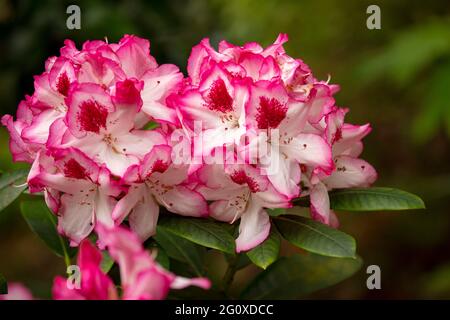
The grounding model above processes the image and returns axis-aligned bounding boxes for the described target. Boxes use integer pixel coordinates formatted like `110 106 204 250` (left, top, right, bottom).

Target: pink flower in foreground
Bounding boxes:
0 283 34 300
52 224 210 300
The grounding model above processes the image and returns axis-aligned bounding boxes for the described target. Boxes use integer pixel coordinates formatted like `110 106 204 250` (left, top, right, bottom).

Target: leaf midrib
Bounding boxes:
275 216 354 257
164 218 234 253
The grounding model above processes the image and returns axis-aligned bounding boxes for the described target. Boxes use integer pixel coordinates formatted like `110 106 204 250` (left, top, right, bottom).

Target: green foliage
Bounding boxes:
100 251 114 274
154 245 170 270
143 121 160 130
224 253 252 271
20 199 75 263
356 18 450 144
294 187 425 212
329 187 425 211
267 208 286 216
154 227 205 276
0 170 28 212
274 215 356 258
247 227 281 269
412 60 450 143
158 215 236 254
241 253 363 299
357 19 450 87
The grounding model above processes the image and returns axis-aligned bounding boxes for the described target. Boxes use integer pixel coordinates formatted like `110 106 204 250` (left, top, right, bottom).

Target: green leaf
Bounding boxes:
241 253 363 299
267 208 286 216
100 251 114 273
329 187 426 211
0 273 7 294
154 227 205 276
247 228 281 269
224 253 252 271
292 196 310 207
143 121 160 130
154 245 170 270
0 169 28 212
274 215 356 258
20 199 75 261
158 215 236 254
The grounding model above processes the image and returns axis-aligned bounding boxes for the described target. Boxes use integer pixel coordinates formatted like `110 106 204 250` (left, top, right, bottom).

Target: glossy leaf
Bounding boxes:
20 200 75 260
0 170 28 212
329 187 426 211
274 215 356 258
154 227 205 276
158 215 235 254
247 228 281 269
154 245 170 270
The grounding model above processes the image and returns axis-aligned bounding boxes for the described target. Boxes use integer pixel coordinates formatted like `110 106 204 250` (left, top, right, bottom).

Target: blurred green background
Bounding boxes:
0 0 449 299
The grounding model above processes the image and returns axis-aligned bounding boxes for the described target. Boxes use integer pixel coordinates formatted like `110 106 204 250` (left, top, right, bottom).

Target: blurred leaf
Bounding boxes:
224 253 252 271
247 228 281 269
267 208 287 216
143 121 160 130
20 199 75 260
329 187 425 211
154 245 170 270
100 251 114 274
154 227 205 276
421 263 450 298
357 19 450 86
241 253 363 299
274 215 356 258
0 273 7 294
412 59 450 144
0 169 28 212
158 215 235 254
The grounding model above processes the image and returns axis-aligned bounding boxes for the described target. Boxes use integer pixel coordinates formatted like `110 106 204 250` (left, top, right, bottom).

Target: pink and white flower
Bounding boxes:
197 163 290 252
301 108 378 226
52 224 211 300
49 79 167 177
112 145 209 241
28 148 121 246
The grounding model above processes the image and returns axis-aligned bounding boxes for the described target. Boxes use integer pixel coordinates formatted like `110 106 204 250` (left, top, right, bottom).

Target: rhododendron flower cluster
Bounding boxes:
53 224 210 300
2 33 377 259
173 34 377 250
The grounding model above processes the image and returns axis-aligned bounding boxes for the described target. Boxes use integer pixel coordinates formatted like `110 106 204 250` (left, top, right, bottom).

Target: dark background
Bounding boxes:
0 0 449 299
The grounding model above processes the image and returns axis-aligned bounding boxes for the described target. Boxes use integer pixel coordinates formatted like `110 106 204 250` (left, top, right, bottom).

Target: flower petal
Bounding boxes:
128 193 160 241
310 182 331 225
284 133 333 170
58 193 95 246
235 201 271 252
158 186 208 217
324 155 377 189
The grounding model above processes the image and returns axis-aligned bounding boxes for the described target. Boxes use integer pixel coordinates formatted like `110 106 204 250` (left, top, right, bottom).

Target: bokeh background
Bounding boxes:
1 0 449 299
